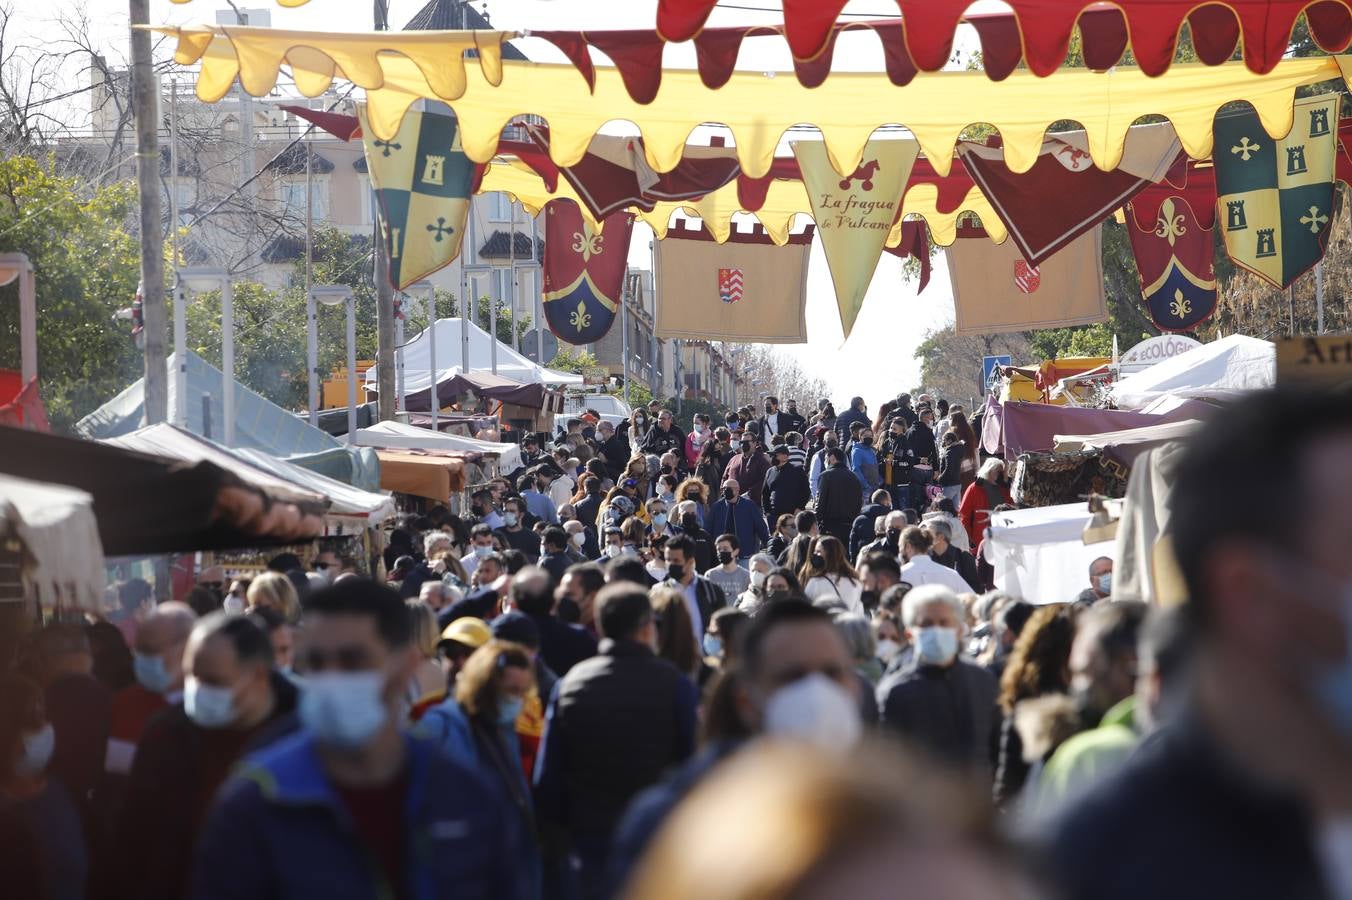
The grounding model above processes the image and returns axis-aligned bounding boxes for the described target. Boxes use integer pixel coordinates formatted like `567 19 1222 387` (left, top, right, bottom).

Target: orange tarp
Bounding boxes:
374 450 466 501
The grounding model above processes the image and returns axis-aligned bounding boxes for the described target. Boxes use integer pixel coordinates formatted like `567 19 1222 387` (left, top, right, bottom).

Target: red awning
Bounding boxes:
653 1 1352 81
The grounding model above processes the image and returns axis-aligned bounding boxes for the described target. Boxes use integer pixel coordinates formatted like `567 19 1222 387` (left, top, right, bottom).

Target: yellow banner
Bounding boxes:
795 139 919 338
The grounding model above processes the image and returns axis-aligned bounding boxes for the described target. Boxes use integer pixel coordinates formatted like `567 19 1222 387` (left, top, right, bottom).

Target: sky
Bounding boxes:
14 0 995 411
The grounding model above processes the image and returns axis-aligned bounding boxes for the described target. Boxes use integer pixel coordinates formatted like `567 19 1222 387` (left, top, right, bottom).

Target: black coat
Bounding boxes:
761 462 811 523
849 502 890 559
531 613 598 677
833 407 870 442
907 422 937 469
876 658 998 771
640 424 686 457
816 464 864 524
535 640 698 838
931 544 981 592
574 492 604 528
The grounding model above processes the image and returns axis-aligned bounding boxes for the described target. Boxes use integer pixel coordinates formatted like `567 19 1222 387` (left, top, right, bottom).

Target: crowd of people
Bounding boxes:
3 386 1351 900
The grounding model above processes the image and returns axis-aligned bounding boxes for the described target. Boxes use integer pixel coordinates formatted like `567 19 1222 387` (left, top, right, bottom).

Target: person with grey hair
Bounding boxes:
736 552 776 612
924 516 981 591
875 585 999 772
834 611 881 684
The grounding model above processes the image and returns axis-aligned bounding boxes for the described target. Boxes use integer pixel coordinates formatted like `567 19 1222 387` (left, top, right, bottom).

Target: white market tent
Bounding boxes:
0 473 105 609
352 420 524 473
1111 334 1274 410
984 503 1113 604
364 318 585 402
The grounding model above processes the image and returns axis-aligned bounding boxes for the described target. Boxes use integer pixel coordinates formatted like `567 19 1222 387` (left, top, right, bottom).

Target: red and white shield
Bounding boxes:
1014 259 1041 294
718 267 744 304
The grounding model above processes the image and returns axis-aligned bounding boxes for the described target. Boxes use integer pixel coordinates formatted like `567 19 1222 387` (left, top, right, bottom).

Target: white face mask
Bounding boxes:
762 673 861 751
750 569 767 589
184 676 237 729
571 531 586 547
299 671 389 750
16 723 55 777
645 562 669 581
876 638 902 664
604 544 622 559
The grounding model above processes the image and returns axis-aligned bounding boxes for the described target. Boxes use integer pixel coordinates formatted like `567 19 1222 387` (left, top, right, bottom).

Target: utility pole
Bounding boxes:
130 0 166 425
373 0 397 421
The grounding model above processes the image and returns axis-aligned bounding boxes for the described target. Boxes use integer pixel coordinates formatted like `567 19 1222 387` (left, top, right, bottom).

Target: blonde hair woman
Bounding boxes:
405 600 448 710
245 571 300 623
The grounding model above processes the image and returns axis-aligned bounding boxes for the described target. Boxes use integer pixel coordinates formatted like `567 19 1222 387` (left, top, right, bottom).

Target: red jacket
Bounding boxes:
959 479 1013 549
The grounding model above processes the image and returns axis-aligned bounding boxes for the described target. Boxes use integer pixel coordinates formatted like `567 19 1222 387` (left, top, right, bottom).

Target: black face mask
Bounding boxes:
861 436 874 446
811 553 825 568
765 589 791 603
717 550 734 565
666 563 686 582
582 427 596 440
742 444 754 455
722 487 735 501
682 513 700 531
860 589 879 611
764 406 774 415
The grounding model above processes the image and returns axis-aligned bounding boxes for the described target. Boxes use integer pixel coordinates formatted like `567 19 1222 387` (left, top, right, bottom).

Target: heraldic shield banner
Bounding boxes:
1126 185 1218 333
1213 92 1339 290
358 102 475 290
541 199 633 345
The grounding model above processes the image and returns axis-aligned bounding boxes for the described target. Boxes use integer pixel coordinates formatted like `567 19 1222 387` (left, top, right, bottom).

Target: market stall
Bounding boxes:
0 424 325 554
1111 334 1276 410
353 420 524 473
0 473 104 609
984 502 1113 605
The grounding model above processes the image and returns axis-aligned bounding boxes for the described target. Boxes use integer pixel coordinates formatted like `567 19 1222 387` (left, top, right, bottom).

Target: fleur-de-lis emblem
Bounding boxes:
571 230 604 262
1169 289 1193 320
1154 198 1187 247
569 300 592 332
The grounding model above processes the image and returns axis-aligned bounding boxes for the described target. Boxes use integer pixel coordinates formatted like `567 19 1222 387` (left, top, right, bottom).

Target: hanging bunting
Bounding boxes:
946 224 1106 336
358 102 475 290
654 220 814 343
1126 195 1218 332
1213 92 1339 290
541 199 633 345
959 122 1182 266
794 138 920 338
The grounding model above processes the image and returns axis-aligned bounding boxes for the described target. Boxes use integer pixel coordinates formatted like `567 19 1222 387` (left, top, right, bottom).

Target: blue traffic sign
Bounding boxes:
981 355 1012 395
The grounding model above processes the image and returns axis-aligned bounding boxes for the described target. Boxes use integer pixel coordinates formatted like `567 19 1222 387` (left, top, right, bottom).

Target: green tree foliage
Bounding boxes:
544 347 598 374
0 156 143 431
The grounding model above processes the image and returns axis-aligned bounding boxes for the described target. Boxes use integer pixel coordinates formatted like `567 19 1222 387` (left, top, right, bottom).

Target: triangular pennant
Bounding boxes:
357 102 474 290
794 138 919 337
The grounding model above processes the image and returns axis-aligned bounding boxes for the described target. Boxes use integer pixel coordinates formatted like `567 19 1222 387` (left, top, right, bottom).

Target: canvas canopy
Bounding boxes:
0 424 324 554
0 473 104 610
1053 419 1204 466
985 503 1113 605
373 451 467 502
158 24 1340 178
353 420 524 473
403 369 549 413
1111 334 1275 410
365 319 583 403
232 448 396 528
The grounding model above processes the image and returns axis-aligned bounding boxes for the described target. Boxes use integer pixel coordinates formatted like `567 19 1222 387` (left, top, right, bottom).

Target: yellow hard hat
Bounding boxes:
438 616 491 649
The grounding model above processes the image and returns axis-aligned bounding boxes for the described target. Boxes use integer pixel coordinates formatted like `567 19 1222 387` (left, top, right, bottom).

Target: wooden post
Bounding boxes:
130 0 167 426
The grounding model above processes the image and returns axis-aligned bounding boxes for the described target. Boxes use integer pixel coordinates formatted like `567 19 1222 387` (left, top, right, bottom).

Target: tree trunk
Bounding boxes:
130 0 166 426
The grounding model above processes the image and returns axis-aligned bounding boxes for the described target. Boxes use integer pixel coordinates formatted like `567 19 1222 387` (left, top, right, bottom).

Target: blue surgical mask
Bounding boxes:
652 513 668 529
702 634 723 658
497 696 524 727
1097 574 1113 595
184 677 236 729
473 544 492 558
134 652 172 694
915 626 959 666
299 671 389 749
503 513 519 527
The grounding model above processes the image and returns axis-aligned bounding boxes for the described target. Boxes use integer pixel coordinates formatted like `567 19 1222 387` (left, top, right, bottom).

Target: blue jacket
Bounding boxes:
521 489 559 525
190 730 529 900
707 497 769 557
850 444 881 493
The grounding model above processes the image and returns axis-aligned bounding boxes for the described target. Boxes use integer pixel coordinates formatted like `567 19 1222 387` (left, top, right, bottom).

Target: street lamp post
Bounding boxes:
0 253 37 386
404 281 436 428
177 267 234 446
310 285 357 444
